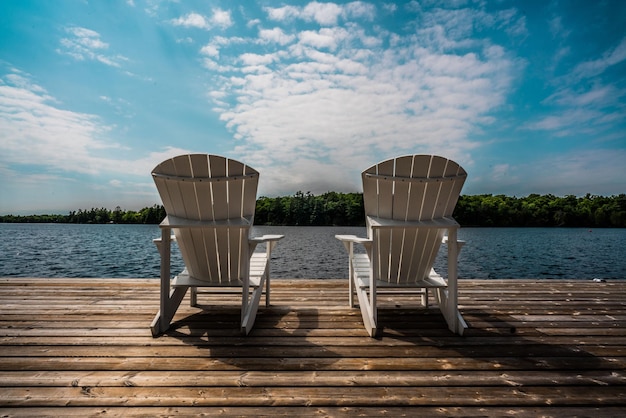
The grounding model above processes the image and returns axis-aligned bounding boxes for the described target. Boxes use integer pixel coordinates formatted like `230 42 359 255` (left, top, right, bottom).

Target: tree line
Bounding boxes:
455 193 626 227
0 205 166 225
1 193 625 228
255 191 365 226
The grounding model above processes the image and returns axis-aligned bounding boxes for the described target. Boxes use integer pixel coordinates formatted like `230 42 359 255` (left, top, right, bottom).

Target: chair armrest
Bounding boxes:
335 235 372 256
153 234 176 245
442 236 464 244
249 235 284 257
250 234 284 243
442 235 466 255
335 234 371 244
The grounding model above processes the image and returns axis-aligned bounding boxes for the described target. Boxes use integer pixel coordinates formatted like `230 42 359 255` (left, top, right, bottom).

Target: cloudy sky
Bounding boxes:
1 0 625 214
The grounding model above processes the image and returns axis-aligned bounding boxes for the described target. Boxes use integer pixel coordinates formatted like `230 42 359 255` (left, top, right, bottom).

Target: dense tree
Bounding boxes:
1 206 167 225
452 194 626 228
254 192 364 226
1 193 625 227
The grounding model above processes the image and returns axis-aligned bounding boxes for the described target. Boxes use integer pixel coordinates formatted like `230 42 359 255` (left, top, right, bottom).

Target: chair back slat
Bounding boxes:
406 155 430 221
375 159 395 219
362 155 466 284
391 156 413 221
362 166 378 239
224 159 245 280
226 159 245 218
152 154 259 284
242 164 259 218
440 161 465 218
208 155 228 221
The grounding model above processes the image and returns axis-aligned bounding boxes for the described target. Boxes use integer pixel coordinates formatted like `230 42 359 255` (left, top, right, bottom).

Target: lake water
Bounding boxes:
1 223 624 280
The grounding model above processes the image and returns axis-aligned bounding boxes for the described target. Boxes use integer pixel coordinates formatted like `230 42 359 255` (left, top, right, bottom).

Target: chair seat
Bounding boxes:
353 254 448 289
171 273 263 288
172 252 268 288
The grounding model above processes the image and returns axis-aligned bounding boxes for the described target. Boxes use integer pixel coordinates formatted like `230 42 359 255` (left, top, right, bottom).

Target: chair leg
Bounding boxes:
151 286 188 337
241 275 266 335
439 228 467 335
434 287 467 336
265 266 271 308
349 273 355 308
354 277 377 337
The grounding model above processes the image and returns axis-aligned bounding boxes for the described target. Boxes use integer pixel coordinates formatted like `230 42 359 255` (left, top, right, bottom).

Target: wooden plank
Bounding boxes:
2 370 625 388
1 354 624 372
0 406 625 417
1 343 625 359
1 386 625 407
1 278 625 414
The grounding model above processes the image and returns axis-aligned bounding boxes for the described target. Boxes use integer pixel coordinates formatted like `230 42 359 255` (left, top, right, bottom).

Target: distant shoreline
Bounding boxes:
1 192 625 228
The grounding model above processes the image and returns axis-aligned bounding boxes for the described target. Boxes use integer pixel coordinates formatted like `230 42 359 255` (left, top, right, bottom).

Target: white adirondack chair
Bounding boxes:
336 155 468 337
150 154 283 336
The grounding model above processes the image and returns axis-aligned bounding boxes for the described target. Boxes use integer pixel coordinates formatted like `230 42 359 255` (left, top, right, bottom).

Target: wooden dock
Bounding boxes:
1 278 625 416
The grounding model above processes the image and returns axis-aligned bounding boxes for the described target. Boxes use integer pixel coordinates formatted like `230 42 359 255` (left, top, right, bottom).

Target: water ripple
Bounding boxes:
0 224 624 280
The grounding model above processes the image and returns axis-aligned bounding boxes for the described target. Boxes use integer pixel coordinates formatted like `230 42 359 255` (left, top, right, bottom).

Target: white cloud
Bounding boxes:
259 28 296 45
200 44 220 57
176 36 194 44
172 12 210 29
202 4 516 195
0 71 190 180
491 164 511 180
546 85 622 108
58 26 126 68
172 9 233 30
302 2 343 25
527 108 601 133
247 18 261 28
265 2 377 25
495 9 527 38
506 15 527 38
542 149 626 195
67 27 108 49
211 8 233 29
405 1 422 13
549 16 570 39
202 58 232 73
572 37 626 80
265 5 300 21
498 149 626 196
344 2 376 21
240 53 277 66
298 28 349 51
528 37 626 137
0 75 111 171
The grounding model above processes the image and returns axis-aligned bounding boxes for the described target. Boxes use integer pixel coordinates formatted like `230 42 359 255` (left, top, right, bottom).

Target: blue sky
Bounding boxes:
1 0 625 214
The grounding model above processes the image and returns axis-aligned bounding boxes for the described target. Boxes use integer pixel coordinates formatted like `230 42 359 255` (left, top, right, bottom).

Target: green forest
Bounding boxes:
1 192 625 228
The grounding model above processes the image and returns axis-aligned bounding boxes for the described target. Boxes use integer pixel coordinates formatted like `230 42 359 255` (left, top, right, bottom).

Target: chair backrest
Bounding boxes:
362 155 466 284
152 154 259 283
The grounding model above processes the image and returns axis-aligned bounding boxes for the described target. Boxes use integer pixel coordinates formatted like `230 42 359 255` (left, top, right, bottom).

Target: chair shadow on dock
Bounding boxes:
377 302 617 385
162 302 342 371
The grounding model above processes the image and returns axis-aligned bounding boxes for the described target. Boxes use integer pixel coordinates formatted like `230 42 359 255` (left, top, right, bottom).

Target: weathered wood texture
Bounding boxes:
1 278 625 416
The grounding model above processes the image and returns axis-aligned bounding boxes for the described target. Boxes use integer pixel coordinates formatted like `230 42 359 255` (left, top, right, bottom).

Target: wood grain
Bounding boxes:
1 278 625 416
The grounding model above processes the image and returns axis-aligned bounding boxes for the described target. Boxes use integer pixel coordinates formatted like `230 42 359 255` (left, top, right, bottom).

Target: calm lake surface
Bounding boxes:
1 223 624 280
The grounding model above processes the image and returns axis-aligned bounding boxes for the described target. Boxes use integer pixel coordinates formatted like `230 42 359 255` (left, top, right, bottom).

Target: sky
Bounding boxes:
1 0 625 215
